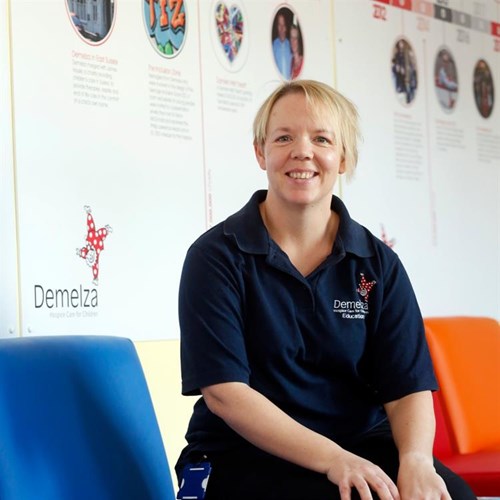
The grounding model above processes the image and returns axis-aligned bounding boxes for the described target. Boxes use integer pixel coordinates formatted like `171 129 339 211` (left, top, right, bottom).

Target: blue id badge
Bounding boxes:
177 461 211 500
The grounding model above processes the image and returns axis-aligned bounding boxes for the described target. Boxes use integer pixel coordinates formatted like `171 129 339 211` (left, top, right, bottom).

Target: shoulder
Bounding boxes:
363 227 399 263
334 196 399 265
184 191 268 265
184 222 240 275
189 220 225 251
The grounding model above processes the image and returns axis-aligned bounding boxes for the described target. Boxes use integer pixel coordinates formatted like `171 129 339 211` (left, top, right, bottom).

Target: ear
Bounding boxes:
254 142 267 171
339 157 346 175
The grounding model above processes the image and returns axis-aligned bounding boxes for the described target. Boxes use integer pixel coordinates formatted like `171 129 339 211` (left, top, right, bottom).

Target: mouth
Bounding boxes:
287 171 317 180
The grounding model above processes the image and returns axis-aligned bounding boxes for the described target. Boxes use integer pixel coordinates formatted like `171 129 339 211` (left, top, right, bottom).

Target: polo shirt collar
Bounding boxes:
332 196 374 258
223 190 374 258
223 191 269 254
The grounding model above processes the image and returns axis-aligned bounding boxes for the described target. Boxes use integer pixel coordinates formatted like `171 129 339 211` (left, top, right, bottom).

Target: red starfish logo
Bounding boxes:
380 224 396 248
76 206 112 285
357 273 376 303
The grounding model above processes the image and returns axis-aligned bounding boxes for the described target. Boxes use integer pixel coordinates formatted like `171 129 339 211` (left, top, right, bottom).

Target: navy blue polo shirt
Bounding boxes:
179 190 437 453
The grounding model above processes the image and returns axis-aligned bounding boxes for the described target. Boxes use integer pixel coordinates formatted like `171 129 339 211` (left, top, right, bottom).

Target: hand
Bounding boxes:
397 454 451 500
326 449 400 500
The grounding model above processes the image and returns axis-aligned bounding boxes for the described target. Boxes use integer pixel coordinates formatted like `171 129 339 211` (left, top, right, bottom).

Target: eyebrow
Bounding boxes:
271 127 334 134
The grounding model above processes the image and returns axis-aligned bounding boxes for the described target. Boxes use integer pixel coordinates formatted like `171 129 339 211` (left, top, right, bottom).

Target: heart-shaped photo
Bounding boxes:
215 2 244 63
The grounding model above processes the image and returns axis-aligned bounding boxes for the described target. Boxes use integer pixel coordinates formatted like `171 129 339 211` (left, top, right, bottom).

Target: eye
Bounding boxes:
314 136 332 144
275 135 291 143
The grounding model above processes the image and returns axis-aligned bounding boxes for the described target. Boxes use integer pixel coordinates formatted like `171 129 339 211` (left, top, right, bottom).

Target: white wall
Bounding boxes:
0 0 498 341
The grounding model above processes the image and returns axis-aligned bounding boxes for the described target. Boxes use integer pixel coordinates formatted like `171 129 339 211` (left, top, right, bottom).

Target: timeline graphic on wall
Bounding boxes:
380 0 498 118
335 0 499 319
390 40 495 118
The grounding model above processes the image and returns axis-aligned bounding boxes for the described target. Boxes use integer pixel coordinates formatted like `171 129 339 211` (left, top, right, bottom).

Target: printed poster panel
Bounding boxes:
334 0 499 318
199 0 336 226
0 0 18 338
10 0 206 340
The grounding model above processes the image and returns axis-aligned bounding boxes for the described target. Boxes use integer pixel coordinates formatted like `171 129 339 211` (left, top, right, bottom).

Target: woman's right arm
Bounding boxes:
202 381 400 500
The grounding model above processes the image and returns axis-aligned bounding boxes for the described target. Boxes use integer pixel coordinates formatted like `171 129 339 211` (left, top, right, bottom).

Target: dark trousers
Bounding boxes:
184 428 477 500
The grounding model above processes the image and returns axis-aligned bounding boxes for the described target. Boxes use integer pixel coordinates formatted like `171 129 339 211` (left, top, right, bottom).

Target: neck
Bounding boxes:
260 195 339 276
261 198 333 240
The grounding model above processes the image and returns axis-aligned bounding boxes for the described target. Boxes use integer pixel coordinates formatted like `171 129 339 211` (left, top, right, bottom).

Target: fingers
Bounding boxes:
381 473 400 500
338 470 400 500
328 451 400 500
338 482 352 500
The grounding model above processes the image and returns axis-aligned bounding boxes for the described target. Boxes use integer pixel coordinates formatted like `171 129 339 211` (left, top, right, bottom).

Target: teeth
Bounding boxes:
288 171 314 179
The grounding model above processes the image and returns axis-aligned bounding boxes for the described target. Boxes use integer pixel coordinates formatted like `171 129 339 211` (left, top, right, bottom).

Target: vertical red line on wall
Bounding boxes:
196 0 212 229
330 0 344 199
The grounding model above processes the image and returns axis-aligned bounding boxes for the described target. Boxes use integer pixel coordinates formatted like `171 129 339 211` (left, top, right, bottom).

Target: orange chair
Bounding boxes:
424 316 500 496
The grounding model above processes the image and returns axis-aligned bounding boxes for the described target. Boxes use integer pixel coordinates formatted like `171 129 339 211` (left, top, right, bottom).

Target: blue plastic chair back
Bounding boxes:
0 335 176 500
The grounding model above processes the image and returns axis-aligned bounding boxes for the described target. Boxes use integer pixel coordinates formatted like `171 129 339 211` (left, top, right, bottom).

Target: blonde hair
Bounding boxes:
253 80 361 179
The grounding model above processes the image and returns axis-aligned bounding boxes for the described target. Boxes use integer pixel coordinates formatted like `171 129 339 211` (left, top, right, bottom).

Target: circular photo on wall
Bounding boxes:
66 0 116 45
210 0 249 72
391 38 418 106
434 47 459 112
143 0 187 58
473 59 495 119
271 6 304 81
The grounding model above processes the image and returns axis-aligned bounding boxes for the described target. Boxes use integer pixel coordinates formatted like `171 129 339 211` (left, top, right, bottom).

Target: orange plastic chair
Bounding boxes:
425 316 500 496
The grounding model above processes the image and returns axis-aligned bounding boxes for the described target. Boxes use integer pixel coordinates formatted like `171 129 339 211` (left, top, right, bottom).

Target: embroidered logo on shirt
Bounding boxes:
357 273 376 303
332 273 376 320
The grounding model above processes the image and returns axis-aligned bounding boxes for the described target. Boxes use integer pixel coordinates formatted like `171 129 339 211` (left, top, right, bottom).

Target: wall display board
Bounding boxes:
0 0 18 338
6 0 335 340
2 0 498 340
9 0 206 339
334 0 499 317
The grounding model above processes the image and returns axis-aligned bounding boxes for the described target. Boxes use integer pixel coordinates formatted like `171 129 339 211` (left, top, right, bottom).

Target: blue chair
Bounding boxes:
0 335 176 500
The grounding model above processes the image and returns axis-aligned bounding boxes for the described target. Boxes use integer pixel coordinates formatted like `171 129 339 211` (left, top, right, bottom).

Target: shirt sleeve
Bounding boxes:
179 242 250 396
366 254 438 403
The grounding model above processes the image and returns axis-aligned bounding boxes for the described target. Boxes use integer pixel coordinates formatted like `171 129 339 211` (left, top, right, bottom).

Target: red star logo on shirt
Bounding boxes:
357 273 376 303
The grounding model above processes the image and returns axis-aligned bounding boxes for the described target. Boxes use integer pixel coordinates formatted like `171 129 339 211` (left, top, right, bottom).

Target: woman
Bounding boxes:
176 80 476 500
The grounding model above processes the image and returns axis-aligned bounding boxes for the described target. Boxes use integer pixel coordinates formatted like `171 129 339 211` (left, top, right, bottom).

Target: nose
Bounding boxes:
291 136 313 160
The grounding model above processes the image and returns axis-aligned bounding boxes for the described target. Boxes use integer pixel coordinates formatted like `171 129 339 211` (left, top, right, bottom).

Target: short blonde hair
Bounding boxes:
253 80 361 179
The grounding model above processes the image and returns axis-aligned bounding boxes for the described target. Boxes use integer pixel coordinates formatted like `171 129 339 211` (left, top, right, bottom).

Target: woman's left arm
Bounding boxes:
384 391 452 500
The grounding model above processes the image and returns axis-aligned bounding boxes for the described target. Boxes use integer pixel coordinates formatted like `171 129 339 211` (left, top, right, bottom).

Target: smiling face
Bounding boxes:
277 14 287 41
254 91 345 210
